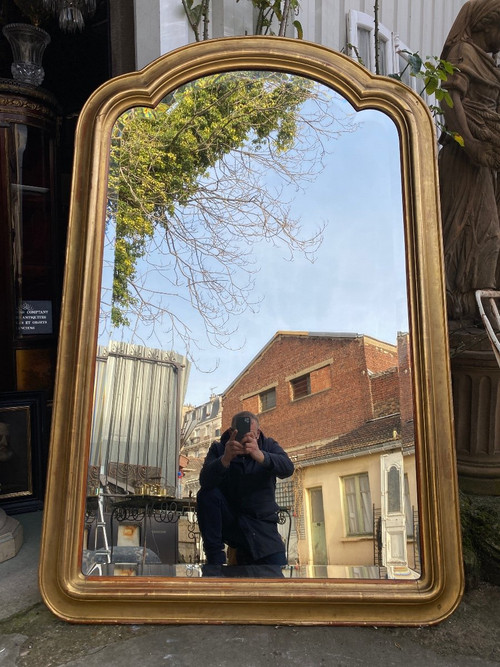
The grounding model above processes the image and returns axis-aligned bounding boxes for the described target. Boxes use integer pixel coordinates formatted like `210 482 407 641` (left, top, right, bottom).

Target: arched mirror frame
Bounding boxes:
39 36 463 626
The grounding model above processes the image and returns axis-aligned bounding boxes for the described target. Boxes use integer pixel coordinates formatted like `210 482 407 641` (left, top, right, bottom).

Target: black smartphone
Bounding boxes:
234 415 252 442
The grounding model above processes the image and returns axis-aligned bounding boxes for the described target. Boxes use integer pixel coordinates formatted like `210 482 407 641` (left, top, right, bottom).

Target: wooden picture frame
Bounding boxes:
0 391 47 514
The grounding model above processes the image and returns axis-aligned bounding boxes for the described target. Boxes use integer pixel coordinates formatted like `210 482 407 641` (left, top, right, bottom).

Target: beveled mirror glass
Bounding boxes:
40 37 463 624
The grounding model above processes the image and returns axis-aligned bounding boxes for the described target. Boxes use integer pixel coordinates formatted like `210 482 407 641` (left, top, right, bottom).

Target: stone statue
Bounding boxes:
439 0 500 324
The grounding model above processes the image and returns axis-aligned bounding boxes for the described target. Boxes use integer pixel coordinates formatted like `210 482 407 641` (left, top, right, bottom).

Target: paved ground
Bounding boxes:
1 511 499 666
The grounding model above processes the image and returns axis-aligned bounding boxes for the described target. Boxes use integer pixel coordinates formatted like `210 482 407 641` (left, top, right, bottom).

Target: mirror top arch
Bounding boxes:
88 35 429 114
40 36 462 626
79 36 436 179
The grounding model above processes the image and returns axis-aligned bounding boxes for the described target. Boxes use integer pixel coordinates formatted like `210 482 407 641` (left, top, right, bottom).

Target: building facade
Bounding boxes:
181 394 222 497
137 1 466 78
223 332 399 449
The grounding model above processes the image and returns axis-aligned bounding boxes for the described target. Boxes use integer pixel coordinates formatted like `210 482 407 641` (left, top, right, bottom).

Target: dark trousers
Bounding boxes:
196 486 247 564
196 486 286 567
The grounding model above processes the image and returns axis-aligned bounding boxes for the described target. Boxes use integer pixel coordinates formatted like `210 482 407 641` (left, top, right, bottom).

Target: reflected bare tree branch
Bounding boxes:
100 73 358 362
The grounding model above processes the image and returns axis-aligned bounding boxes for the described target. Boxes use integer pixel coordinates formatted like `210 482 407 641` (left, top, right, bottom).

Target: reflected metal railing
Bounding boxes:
83 491 292 576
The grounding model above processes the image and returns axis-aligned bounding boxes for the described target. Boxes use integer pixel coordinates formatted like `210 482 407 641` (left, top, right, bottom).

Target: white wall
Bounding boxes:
134 0 467 71
134 0 190 69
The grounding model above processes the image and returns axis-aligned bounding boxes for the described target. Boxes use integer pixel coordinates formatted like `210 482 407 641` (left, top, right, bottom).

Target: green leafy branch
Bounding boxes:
181 0 210 41
248 0 303 38
106 72 329 333
390 51 464 146
181 0 303 41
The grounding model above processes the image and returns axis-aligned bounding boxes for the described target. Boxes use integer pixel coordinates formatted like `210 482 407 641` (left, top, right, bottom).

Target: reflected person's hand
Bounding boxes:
240 431 265 465
221 429 245 467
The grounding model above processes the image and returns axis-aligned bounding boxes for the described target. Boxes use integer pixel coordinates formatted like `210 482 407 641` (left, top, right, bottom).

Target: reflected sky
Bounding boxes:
100 80 406 406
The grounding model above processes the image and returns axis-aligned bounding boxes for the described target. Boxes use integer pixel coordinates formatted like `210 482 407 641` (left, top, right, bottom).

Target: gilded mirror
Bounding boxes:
39 37 463 624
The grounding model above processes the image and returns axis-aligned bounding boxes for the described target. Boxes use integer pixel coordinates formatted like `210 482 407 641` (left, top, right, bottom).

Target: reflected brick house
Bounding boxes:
222 331 402 453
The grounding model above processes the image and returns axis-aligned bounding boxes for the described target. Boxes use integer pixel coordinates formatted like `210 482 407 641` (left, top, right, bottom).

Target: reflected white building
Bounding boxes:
181 395 222 497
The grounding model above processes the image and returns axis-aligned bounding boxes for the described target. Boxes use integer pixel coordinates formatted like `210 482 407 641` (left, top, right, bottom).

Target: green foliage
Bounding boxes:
247 0 303 37
183 0 304 39
107 73 314 328
393 52 454 104
389 51 463 145
181 0 210 41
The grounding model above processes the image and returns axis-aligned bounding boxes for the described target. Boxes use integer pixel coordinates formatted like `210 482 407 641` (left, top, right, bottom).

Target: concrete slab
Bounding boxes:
57 624 499 667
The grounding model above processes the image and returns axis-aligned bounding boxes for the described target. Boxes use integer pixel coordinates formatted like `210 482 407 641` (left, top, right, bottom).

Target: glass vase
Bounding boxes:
2 23 51 87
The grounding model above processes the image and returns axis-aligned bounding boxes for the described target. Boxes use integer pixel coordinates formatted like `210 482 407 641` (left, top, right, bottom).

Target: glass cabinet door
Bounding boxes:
0 81 59 395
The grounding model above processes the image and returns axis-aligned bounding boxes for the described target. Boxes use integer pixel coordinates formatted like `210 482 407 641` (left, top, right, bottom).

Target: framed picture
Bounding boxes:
0 391 47 514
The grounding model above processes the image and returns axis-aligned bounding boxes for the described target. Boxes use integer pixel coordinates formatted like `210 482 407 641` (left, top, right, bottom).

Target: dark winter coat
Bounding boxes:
199 429 294 559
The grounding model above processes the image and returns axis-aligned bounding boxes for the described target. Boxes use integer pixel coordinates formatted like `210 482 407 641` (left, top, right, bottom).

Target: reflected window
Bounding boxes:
289 364 331 401
404 474 414 538
259 387 276 412
276 479 294 509
387 465 401 514
309 487 325 524
290 373 311 400
343 473 373 536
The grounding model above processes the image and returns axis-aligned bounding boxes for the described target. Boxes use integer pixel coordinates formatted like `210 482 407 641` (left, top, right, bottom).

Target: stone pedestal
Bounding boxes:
0 508 23 563
450 330 500 495
460 491 500 586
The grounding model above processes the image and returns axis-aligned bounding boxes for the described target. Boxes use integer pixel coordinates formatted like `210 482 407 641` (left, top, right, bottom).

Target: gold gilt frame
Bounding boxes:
39 37 463 625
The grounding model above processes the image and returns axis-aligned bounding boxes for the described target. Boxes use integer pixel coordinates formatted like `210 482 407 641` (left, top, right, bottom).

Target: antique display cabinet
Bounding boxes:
0 79 59 512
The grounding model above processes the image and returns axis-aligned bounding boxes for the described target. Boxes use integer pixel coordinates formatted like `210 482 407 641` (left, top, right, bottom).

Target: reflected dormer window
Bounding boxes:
290 373 311 400
259 387 276 412
289 363 331 401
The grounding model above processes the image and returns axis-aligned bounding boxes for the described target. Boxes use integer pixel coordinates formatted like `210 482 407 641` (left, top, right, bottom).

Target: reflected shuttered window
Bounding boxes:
387 465 401 514
259 387 276 412
343 473 373 536
289 364 331 401
290 373 311 400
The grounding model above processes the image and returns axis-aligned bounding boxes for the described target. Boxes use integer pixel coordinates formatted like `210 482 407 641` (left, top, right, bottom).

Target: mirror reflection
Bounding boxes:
83 71 418 580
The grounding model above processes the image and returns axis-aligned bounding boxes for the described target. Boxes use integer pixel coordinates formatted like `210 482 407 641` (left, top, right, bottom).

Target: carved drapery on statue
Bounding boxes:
439 0 500 323
440 1 500 496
